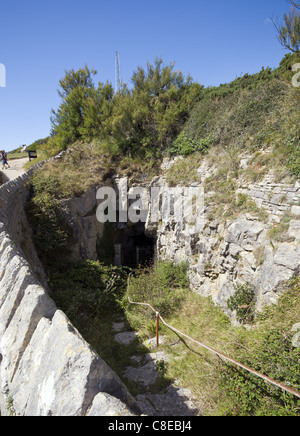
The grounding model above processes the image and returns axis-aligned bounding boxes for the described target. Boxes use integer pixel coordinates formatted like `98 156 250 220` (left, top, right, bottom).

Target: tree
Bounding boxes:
50 66 98 149
110 57 203 157
273 1 300 52
288 1 300 8
47 59 202 158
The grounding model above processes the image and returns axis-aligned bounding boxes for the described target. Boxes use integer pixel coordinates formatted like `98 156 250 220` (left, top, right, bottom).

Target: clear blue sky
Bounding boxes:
0 0 291 151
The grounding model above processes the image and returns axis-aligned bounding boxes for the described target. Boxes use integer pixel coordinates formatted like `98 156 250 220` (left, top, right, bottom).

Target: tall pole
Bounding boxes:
115 51 121 93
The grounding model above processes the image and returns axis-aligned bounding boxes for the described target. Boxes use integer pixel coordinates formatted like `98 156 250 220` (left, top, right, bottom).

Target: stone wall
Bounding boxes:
144 172 300 319
238 178 300 221
0 167 137 416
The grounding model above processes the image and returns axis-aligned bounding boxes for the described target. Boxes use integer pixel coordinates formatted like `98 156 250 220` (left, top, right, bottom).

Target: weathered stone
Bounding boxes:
225 218 265 251
112 322 126 332
114 331 139 345
288 220 300 241
255 243 300 311
61 188 104 260
291 205 300 216
292 323 300 332
86 392 136 416
125 361 160 387
292 332 300 348
8 309 136 416
136 386 199 416
291 323 300 347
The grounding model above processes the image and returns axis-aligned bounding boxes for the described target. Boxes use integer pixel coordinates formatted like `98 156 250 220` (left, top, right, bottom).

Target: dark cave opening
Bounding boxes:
113 222 156 268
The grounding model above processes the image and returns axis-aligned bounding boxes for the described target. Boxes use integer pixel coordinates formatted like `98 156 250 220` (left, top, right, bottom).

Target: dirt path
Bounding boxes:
0 157 28 183
113 321 201 416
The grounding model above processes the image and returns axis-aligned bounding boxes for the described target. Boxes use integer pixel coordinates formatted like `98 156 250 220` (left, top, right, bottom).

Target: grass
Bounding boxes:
267 211 295 243
7 151 28 160
28 141 161 200
166 153 203 186
124 268 300 416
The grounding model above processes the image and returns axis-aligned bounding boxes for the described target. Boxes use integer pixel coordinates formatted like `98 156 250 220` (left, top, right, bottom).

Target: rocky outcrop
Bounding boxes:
143 167 300 318
53 162 300 321
0 170 137 416
60 187 104 260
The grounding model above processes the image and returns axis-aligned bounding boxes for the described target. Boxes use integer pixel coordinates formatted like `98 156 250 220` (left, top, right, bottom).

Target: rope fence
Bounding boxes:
127 276 300 400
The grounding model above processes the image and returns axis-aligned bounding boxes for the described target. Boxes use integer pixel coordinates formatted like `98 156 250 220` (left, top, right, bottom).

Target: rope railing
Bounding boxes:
127 276 300 400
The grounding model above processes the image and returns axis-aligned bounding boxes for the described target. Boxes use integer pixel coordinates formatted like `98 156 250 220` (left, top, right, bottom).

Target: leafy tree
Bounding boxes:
48 59 202 158
79 81 114 142
109 58 203 157
273 1 300 52
50 65 97 149
50 65 115 150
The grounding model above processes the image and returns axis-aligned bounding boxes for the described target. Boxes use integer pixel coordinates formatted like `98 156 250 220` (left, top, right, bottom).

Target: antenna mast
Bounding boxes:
115 51 121 93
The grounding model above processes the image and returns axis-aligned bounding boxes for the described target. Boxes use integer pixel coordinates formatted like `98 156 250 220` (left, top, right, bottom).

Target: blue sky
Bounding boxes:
0 0 291 151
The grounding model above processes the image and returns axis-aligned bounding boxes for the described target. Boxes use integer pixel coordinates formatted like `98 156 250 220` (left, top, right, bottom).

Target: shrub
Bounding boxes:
221 329 300 416
49 260 128 320
227 282 256 324
127 261 189 317
170 132 213 156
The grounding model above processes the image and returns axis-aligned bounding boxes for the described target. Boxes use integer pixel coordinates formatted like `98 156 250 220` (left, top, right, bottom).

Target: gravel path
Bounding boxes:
0 157 28 183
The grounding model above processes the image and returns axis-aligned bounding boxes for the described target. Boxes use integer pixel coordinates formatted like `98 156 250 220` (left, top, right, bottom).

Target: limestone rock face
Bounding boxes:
0 171 137 417
60 187 104 260
143 173 300 315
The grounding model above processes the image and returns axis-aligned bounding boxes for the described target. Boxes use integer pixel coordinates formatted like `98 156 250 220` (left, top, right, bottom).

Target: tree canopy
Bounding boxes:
47 58 203 158
274 0 300 52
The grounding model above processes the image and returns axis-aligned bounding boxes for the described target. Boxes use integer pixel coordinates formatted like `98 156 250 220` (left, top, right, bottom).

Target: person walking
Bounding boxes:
0 150 10 169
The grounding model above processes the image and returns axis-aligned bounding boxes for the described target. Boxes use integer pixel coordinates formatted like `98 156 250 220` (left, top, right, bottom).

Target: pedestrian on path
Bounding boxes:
0 150 10 170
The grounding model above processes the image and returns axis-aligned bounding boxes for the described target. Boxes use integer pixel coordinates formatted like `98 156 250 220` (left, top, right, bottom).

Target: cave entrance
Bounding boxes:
113 222 156 268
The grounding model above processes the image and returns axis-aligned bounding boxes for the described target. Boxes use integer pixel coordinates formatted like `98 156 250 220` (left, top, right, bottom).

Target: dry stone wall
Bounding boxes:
0 167 137 416
238 178 300 220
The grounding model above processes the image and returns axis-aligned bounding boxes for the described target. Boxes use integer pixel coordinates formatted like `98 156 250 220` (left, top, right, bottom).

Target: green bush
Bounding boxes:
127 261 190 317
221 329 300 416
49 260 128 320
227 282 256 324
170 132 212 156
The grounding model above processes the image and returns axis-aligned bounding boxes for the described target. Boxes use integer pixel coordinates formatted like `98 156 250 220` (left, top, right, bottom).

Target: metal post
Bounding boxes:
156 311 159 349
